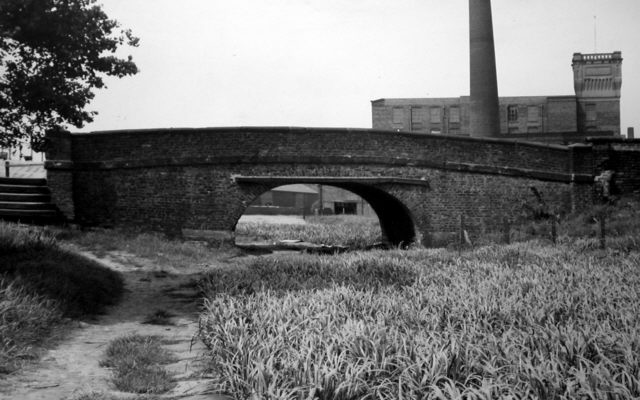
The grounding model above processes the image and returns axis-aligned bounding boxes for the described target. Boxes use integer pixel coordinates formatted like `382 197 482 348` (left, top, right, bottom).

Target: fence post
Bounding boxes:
4 160 9 178
503 218 511 244
459 214 465 248
550 217 557 245
599 213 606 250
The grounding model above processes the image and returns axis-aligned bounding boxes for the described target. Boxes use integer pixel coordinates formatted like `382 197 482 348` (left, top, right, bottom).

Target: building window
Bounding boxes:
586 104 597 123
508 127 519 134
334 201 357 215
430 128 441 134
508 105 518 122
410 107 424 131
527 106 540 122
430 107 441 124
527 126 540 134
449 107 460 123
392 108 404 125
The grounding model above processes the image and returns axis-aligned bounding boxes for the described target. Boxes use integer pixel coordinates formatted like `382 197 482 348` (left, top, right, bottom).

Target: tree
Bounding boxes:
0 0 139 150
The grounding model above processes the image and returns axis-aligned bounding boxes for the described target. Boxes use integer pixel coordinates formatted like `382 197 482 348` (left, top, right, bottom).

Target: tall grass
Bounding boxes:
100 334 176 394
235 215 382 249
199 243 640 399
0 222 124 374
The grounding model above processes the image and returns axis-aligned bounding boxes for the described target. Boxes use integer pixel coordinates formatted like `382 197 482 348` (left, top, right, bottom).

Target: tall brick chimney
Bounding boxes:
469 0 500 137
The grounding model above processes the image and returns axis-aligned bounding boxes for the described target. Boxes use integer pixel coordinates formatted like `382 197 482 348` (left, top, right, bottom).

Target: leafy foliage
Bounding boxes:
0 0 139 149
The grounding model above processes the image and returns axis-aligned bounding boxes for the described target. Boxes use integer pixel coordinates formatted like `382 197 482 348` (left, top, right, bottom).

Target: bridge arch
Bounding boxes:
232 179 419 247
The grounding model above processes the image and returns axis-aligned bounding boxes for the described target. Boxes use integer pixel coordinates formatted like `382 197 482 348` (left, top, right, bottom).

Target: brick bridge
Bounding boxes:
45 127 614 246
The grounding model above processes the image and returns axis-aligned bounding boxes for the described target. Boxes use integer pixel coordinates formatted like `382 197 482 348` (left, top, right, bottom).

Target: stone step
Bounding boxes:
0 209 59 218
0 211 61 225
0 201 57 210
0 193 51 202
0 177 63 225
0 177 47 186
0 184 50 194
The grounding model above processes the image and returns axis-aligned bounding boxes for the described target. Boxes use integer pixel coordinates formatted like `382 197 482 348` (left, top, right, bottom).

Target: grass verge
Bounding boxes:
100 334 177 394
0 222 124 374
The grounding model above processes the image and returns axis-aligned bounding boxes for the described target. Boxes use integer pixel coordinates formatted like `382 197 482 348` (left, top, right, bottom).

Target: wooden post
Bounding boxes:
318 184 323 216
459 214 465 248
550 217 557 245
4 160 9 178
503 218 510 244
599 213 606 250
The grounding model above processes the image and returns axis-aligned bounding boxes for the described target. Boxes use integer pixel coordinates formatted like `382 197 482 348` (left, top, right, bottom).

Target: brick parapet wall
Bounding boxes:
49 127 584 177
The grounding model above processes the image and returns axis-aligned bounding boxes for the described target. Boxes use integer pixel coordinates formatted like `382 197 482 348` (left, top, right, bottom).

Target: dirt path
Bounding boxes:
0 248 231 400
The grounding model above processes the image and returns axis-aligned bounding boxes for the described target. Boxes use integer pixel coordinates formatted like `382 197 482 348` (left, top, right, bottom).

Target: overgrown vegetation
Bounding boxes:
0 222 123 374
512 196 640 251
235 215 382 249
200 198 640 399
100 334 176 394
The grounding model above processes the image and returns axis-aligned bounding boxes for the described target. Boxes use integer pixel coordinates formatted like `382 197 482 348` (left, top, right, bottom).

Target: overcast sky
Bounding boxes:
78 0 640 135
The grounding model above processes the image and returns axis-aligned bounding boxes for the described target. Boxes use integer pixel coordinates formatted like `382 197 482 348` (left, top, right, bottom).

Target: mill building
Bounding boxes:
371 52 623 143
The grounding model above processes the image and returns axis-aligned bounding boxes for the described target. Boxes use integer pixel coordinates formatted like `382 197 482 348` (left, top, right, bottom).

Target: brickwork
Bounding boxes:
577 99 621 135
65 161 579 246
588 138 640 196
55 128 584 176
546 97 579 133
44 127 603 246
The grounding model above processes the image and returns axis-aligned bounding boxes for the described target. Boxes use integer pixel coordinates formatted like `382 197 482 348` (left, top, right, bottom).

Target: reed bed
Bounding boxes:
235 215 382 249
199 244 640 399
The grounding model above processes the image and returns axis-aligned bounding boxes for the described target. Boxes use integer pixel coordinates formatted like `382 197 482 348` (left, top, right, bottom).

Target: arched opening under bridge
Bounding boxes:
232 179 418 249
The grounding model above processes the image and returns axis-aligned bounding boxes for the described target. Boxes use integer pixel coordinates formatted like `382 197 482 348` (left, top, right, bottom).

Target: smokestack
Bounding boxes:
469 0 500 137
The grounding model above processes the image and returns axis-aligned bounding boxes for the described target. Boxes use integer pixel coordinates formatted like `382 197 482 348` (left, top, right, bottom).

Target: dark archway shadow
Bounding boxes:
335 183 416 247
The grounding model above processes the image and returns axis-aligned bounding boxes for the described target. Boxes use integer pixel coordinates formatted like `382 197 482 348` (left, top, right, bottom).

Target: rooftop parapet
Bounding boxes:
572 51 622 98
572 52 623 64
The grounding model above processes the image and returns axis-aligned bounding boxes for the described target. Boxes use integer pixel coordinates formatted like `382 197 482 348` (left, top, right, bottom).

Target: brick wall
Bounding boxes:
577 99 621 136
61 127 583 175
46 127 598 246
547 97 578 133
588 138 640 195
